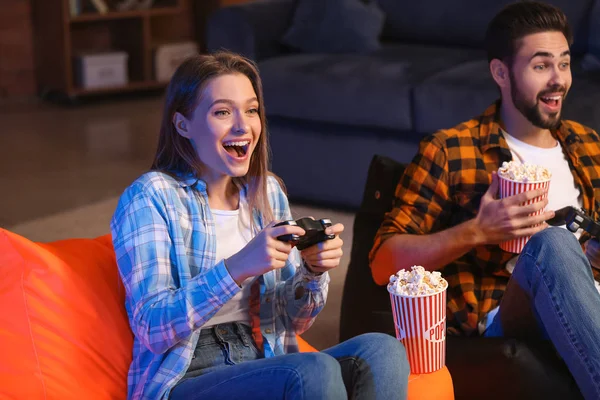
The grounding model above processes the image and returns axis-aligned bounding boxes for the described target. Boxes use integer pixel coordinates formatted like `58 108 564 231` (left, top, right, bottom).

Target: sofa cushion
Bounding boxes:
586 0 600 61
268 117 423 208
260 44 484 131
542 0 596 56
412 60 498 134
413 58 600 134
0 230 133 399
562 74 600 131
375 0 593 53
375 0 514 47
281 0 384 54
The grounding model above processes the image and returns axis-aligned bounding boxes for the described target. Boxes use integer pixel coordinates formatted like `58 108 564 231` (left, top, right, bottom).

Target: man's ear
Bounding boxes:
173 112 191 138
490 59 509 88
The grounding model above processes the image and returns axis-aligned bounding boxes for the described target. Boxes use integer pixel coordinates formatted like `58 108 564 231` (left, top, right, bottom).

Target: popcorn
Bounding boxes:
388 265 447 296
497 161 551 253
497 161 551 183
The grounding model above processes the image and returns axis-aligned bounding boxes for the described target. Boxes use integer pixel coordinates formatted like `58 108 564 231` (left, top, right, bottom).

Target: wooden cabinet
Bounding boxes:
31 0 195 99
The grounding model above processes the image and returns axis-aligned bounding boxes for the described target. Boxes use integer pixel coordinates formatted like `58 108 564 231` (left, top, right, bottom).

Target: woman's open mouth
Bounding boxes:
222 139 251 159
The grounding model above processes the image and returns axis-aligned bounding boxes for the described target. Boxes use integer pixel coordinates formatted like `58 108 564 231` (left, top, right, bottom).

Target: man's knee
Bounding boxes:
528 227 579 250
524 227 582 266
521 227 588 278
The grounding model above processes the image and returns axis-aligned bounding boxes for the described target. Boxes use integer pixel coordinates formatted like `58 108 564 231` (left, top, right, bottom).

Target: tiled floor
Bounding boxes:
1 96 164 227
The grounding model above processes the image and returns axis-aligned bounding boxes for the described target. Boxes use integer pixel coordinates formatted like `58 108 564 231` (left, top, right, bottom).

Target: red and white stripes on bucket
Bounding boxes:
389 288 447 374
498 176 550 253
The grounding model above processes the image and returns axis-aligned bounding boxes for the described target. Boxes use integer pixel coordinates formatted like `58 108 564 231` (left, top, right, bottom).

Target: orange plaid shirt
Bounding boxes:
371 101 600 336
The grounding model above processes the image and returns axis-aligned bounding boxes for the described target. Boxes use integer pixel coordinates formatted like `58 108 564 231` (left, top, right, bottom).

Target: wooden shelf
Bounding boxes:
71 80 167 96
70 7 182 23
31 0 195 100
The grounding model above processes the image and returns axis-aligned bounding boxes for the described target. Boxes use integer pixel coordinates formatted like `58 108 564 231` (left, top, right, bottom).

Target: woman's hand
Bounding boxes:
225 221 305 285
300 223 345 274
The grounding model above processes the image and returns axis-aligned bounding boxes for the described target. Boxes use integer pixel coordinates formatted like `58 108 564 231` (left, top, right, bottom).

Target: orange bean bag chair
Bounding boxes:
0 228 453 399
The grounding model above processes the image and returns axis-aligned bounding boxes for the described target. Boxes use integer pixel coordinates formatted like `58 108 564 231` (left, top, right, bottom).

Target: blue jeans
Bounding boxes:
170 323 410 400
485 227 600 399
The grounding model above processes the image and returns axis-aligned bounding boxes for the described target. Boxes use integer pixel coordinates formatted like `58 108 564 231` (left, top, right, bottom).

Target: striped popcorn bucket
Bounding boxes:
388 282 448 374
498 176 550 253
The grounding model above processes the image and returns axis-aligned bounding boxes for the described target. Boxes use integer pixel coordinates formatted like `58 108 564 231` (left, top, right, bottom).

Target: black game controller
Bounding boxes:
548 206 600 236
275 218 336 250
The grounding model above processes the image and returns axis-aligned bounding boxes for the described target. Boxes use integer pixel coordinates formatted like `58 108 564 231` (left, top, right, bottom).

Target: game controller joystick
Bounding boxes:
275 217 336 250
548 206 600 236
274 220 301 244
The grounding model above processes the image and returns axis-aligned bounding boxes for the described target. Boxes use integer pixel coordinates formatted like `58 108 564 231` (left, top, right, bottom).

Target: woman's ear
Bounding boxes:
490 59 509 88
173 112 191 138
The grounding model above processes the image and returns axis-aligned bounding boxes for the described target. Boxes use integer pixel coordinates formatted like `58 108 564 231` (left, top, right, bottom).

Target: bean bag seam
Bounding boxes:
7 230 49 400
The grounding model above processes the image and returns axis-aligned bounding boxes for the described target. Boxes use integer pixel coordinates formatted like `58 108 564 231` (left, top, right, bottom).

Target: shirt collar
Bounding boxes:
478 100 510 158
173 171 252 197
180 174 201 188
478 99 573 156
168 170 203 189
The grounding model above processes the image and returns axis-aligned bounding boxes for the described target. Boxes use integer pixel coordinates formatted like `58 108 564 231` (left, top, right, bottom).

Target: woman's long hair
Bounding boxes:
151 51 282 224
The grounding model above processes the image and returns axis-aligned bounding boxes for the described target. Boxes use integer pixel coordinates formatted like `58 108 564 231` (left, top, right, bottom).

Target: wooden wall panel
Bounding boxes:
0 0 36 98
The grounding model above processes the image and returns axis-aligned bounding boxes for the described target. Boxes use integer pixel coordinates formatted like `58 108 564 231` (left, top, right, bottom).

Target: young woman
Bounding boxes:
111 51 409 400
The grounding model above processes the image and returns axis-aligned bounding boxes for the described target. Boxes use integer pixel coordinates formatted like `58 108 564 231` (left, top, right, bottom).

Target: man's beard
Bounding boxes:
510 71 567 130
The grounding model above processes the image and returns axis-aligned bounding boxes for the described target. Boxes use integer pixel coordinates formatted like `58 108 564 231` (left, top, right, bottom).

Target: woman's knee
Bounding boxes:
352 333 409 368
286 352 345 399
344 333 410 396
301 352 341 376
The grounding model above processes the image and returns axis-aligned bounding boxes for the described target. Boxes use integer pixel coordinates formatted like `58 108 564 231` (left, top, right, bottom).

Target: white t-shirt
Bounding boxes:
481 131 600 333
203 192 255 328
502 131 583 274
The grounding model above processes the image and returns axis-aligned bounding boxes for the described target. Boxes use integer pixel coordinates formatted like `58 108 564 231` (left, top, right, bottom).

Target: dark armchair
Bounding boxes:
339 155 583 399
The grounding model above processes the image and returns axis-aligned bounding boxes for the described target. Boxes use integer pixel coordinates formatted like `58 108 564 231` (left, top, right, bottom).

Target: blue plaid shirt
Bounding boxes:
111 172 329 400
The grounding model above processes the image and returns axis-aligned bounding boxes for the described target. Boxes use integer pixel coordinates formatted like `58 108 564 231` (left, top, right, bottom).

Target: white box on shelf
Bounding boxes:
154 42 198 82
75 51 129 89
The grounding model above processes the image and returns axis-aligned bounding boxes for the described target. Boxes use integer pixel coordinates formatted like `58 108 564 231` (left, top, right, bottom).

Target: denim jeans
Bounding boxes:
485 227 600 399
170 322 410 400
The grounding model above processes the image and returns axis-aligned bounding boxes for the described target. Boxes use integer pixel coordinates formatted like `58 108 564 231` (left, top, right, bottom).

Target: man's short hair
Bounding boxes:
485 1 573 64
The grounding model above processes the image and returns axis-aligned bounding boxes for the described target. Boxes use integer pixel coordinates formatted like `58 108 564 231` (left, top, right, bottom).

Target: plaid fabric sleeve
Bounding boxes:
111 183 240 354
370 136 451 283
571 122 600 219
268 177 329 335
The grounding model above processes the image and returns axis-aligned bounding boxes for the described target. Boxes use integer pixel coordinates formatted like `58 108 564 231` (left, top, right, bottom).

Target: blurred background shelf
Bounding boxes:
70 6 182 22
70 80 167 96
31 0 195 99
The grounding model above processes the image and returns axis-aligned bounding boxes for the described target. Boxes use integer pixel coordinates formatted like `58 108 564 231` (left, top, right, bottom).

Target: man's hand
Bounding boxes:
473 172 555 245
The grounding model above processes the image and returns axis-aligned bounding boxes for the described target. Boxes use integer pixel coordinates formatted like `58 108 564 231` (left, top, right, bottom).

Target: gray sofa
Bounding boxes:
206 0 600 209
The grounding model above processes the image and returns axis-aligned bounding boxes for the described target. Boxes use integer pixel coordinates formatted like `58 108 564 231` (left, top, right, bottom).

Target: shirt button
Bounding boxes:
265 328 272 334
219 329 228 335
265 297 271 303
